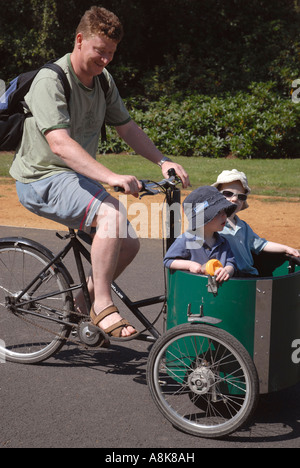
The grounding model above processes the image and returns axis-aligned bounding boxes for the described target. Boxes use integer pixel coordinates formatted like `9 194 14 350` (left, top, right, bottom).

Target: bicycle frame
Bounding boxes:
9 181 181 344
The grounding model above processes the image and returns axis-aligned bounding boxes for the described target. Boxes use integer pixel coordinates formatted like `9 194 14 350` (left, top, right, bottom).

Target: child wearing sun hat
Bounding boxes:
212 169 299 276
164 186 237 282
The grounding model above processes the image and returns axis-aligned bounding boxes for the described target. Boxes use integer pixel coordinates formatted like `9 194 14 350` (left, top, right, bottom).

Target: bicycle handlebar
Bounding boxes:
114 168 181 196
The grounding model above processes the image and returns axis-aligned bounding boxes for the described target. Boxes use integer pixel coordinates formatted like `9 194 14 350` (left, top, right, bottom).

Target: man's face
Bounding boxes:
77 33 117 76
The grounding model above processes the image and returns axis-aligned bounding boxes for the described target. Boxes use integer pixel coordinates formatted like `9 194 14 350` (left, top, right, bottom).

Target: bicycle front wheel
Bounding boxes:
147 323 259 438
0 241 73 364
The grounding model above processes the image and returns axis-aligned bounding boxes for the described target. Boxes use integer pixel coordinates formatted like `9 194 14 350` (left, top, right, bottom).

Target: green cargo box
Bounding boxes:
166 256 300 394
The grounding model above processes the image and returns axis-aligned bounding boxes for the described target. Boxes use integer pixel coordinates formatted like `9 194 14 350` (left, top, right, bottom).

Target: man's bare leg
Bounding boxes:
74 213 140 314
82 196 139 336
74 272 94 315
74 233 139 315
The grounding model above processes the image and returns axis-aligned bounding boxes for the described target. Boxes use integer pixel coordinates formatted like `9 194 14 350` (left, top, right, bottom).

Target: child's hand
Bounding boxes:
215 266 234 283
285 246 300 257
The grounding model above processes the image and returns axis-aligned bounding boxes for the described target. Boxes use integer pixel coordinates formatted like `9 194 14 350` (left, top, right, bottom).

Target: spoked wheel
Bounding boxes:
0 242 72 364
147 323 259 438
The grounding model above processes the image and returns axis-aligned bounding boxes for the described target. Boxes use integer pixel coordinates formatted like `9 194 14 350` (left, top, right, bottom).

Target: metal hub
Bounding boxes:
188 366 215 395
78 321 110 348
6 292 34 311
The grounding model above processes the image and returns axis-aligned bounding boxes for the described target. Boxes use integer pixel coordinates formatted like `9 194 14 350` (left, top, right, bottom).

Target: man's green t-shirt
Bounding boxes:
10 54 131 183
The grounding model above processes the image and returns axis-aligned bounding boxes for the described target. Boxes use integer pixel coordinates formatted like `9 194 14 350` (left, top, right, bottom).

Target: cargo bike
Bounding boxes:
0 170 299 438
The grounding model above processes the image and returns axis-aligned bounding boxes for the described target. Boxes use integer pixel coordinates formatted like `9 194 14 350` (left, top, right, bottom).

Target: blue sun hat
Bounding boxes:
183 186 237 230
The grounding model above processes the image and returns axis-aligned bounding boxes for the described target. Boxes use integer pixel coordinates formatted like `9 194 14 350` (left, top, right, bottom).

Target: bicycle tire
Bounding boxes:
147 323 259 438
0 241 72 364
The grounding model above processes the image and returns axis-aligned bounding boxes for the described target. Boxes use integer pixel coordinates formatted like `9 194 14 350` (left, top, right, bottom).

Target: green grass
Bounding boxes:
1 152 299 198
0 153 15 178
97 154 300 198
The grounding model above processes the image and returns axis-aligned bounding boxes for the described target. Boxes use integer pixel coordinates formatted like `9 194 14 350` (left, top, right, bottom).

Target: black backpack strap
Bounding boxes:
42 63 71 109
98 72 109 142
98 72 109 98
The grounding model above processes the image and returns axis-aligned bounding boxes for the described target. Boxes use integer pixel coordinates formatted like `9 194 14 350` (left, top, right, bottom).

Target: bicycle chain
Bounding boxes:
12 306 94 350
11 302 162 353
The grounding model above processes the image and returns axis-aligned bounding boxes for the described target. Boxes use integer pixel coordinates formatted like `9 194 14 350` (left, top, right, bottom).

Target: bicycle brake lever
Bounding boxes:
160 176 177 187
139 188 160 199
139 192 156 199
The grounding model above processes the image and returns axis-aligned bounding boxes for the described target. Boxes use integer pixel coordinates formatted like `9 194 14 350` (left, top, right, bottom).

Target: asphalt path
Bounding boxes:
0 226 300 450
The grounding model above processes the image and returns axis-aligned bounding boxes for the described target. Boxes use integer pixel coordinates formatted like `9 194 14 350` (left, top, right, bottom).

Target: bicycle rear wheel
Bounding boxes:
147 323 259 438
0 241 73 364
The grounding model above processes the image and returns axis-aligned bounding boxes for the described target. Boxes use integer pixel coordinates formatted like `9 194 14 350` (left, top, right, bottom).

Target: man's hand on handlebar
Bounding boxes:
108 174 143 197
160 161 190 189
112 163 189 195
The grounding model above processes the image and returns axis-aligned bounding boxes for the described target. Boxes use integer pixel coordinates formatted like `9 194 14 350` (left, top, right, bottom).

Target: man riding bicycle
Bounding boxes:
10 6 189 339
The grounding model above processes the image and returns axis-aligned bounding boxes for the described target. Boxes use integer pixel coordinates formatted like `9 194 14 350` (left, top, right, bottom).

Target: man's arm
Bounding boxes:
45 128 142 194
116 120 190 188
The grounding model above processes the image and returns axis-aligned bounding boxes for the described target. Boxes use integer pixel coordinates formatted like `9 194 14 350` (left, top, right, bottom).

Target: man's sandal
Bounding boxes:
90 304 137 339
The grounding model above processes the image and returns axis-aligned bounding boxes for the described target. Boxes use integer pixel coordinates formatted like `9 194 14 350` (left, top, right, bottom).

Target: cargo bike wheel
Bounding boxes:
147 323 259 438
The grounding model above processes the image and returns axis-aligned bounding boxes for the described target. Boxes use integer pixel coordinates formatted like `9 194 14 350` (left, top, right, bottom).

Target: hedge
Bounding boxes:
100 82 300 159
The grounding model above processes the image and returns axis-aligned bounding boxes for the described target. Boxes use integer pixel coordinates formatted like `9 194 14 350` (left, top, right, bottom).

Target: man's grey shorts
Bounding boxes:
16 172 110 233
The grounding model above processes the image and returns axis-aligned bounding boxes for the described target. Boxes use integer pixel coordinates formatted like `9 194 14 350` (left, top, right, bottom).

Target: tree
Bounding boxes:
0 0 59 80
1 0 299 97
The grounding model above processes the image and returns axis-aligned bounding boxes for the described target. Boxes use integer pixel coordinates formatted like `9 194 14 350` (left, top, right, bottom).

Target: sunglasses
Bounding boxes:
221 190 248 202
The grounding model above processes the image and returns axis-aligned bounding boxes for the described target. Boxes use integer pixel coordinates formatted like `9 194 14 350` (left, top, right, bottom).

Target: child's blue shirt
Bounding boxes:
220 216 268 276
164 231 237 272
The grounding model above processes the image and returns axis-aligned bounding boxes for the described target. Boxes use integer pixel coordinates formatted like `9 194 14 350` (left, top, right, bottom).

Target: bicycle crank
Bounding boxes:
78 321 110 349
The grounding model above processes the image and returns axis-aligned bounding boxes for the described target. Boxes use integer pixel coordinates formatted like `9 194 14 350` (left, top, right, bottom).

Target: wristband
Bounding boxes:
157 156 172 167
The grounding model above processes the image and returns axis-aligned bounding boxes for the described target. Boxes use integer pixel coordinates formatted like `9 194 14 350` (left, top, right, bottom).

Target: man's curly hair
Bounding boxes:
76 6 124 43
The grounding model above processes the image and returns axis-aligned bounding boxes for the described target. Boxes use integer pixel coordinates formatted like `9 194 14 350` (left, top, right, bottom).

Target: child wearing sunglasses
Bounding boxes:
212 169 299 276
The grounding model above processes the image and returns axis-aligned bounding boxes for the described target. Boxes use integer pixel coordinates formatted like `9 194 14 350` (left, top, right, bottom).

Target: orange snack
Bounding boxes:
205 259 223 276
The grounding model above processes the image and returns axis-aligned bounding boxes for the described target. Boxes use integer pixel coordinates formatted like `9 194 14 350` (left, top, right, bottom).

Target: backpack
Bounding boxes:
0 62 109 152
